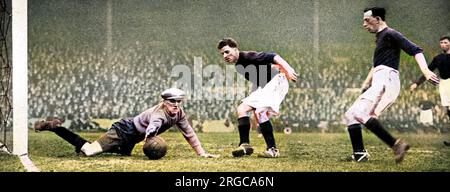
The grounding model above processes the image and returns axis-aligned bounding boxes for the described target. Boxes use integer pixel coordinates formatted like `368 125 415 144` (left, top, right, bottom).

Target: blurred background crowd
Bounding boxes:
28 0 450 132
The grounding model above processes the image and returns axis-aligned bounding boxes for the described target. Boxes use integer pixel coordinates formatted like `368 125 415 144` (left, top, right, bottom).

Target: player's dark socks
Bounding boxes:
52 126 88 152
259 120 276 149
364 118 396 147
237 116 251 145
446 108 450 119
347 124 365 152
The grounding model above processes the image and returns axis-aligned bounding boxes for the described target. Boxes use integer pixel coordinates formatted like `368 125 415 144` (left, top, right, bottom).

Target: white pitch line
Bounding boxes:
19 154 40 172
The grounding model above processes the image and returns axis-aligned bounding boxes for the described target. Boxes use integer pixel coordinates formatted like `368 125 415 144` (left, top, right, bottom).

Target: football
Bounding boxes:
143 136 168 160
283 127 292 134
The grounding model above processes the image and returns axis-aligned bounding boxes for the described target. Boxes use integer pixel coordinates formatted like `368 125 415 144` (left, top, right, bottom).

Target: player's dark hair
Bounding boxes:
218 38 238 49
440 36 450 41
364 7 386 21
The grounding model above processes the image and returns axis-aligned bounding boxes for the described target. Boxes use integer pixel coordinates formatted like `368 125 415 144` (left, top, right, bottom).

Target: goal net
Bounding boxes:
0 0 12 153
1 0 30 158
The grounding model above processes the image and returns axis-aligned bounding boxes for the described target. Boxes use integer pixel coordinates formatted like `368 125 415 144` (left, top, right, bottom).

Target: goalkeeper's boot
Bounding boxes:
232 143 254 157
34 118 62 132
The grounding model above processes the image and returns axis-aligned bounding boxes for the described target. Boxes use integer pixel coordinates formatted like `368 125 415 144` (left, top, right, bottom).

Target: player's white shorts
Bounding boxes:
242 73 289 123
344 65 400 125
419 109 433 124
439 78 450 107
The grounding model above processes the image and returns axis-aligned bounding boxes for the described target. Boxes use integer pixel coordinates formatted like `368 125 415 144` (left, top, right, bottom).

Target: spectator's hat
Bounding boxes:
161 88 185 100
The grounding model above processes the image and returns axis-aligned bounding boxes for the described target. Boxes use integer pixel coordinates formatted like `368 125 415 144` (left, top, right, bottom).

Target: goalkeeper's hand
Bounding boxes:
199 152 220 158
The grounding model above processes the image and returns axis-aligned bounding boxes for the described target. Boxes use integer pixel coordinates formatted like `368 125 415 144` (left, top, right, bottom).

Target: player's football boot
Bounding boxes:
392 138 410 163
34 118 62 132
349 150 370 162
257 147 280 158
232 143 254 157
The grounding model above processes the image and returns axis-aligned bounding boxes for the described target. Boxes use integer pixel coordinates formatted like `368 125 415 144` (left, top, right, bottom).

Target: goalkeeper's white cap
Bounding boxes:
161 88 185 100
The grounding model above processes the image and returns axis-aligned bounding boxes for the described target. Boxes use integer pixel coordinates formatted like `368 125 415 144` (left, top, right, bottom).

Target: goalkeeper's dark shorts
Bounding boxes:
96 118 145 156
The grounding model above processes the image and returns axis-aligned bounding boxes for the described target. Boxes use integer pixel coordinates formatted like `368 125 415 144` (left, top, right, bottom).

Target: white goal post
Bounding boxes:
12 0 27 156
12 0 38 172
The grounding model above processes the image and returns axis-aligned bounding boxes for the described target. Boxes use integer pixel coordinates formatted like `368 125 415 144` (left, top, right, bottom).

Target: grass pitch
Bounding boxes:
1 131 449 172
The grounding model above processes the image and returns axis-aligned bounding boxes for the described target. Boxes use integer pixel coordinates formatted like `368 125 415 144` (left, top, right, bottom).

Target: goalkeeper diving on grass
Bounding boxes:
34 88 219 158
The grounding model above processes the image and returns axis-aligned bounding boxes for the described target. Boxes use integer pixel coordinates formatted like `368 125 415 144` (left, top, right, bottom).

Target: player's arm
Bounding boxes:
414 53 439 85
410 57 439 91
144 116 164 138
177 115 219 158
273 55 298 82
390 31 439 85
361 67 374 93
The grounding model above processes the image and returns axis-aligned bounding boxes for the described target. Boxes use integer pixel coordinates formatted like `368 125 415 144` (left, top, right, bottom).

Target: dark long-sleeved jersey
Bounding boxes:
414 53 450 85
373 27 423 70
236 51 278 88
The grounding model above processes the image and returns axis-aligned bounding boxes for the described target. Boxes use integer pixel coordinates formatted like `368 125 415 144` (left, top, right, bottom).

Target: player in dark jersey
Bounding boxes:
34 88 219 158
343 7 440 163
217 38 298 158
410 36 450 146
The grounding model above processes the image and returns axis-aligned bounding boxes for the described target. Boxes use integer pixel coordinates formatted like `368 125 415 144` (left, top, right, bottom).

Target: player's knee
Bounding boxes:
81 141 103 156
256 112 269 124
237 105 250 117
353 110 372 124
345 109 367 125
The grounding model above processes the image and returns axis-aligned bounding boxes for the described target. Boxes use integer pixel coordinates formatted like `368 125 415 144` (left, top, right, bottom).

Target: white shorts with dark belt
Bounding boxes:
242 73 289 123
344 65 400 125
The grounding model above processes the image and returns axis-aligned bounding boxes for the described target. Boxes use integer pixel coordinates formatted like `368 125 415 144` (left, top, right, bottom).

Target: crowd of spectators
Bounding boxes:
28 44 449 132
